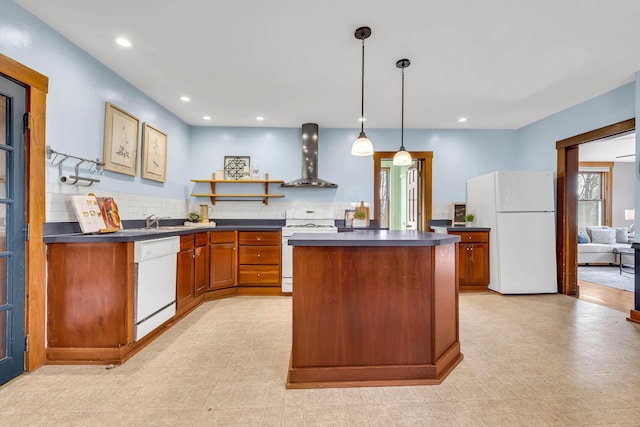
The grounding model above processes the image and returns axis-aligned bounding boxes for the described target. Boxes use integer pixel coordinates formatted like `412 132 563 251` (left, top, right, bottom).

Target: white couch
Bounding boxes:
577 225 633 265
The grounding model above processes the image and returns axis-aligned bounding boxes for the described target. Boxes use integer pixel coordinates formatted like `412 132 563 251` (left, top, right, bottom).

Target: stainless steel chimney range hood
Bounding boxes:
282 123 338 188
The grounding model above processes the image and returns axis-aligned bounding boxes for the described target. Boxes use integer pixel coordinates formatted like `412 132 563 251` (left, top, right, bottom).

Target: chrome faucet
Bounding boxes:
145 214 161 229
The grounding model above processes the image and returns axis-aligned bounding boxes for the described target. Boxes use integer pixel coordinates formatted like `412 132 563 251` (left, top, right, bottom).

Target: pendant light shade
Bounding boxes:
352 131 374 156
351 26 374 156
392 147 412 166
393 58 412 166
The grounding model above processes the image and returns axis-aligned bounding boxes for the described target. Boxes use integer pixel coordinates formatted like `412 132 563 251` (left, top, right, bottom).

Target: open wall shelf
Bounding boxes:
190 179 285 205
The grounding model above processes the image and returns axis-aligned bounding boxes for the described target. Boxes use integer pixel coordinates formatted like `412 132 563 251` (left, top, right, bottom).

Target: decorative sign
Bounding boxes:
224 156 250 180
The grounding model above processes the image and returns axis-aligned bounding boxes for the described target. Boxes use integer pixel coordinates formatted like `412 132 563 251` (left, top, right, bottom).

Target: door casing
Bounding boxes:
556 118 635 295
0 53 48 371
374 151 433 231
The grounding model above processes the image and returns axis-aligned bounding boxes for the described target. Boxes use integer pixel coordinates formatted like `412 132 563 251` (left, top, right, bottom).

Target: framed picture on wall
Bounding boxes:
141 123 168 182
103 102 140 176
452 203 467 226
224 156 250 180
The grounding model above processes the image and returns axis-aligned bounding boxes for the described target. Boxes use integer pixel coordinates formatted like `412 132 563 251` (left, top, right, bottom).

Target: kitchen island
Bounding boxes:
287 230 462 388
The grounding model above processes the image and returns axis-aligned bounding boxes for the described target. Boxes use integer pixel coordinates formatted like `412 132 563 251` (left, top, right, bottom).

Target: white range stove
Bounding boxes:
281 210 338 292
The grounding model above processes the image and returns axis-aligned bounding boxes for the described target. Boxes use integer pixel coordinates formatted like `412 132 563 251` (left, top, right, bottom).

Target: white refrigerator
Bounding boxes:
466 171 557 294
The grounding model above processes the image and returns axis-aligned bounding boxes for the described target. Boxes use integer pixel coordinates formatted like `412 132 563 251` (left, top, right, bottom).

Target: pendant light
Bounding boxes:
351 26 374 156
393 58 412 166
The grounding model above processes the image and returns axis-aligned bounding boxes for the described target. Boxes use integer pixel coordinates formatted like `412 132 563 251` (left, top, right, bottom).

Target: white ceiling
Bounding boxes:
16 0 640 129
579 132 636 163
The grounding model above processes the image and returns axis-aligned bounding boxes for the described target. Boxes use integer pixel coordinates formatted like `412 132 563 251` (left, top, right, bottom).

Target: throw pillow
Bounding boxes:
590 228 616 244
615 227 629 243
577 231 589 244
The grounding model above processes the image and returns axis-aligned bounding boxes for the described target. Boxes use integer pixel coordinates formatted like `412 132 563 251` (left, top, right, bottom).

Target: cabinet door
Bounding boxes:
210 242 236 289
458 243 471 284
176 247 195 308
467 243 490 285
194 244 209 296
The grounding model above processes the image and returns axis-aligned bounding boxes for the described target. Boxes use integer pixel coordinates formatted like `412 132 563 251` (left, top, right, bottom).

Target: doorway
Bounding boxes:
556 118 635 296
0 76 27 385
373 151 433 231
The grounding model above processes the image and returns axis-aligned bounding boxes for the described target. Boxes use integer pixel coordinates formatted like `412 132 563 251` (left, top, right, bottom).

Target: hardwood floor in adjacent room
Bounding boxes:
579 279 634 313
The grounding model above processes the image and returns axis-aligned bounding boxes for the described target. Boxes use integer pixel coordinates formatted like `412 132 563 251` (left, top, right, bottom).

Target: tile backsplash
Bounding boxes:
46 184 188 222
47 184 458 223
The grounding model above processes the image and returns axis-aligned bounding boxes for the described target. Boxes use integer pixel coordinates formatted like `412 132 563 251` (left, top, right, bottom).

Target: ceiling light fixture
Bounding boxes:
393 59 412 166
115 37 132 48
179 96 191 102
203 115 211 121
256 116 264 121
351 26 374 156
458 117 467 123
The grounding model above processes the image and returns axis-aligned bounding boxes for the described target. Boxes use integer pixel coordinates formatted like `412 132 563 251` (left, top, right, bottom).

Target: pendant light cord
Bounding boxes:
360 38 365 134
401 65 405 150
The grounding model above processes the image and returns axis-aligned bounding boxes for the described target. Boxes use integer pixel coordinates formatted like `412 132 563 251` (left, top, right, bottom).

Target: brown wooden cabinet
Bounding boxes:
46 241 136 364
448 229 490 291
238 231 281 286
177 233 209 314
209 230 237 289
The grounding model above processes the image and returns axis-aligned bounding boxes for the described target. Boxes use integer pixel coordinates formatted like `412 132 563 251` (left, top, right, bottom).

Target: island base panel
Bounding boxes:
287 342 463 389
289 244 461 387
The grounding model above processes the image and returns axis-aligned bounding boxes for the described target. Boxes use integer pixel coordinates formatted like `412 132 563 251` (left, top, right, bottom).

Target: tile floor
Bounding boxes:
1 293 640 426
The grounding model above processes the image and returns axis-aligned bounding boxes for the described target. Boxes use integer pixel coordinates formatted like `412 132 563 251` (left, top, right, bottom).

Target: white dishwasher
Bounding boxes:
134 236 180 341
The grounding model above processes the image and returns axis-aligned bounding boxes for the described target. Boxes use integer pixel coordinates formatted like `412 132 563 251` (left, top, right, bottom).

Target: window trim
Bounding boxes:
578 162 613 227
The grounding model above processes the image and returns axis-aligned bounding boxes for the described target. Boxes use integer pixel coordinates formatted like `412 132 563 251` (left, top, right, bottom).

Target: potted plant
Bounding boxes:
465 213 475 227
353 211 367 228
187 211 202 224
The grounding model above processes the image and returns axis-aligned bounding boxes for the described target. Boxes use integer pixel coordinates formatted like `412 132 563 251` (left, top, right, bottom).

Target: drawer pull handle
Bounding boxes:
257 273 261 277
468 236 472 239
257 237 261 240
257 254 261 257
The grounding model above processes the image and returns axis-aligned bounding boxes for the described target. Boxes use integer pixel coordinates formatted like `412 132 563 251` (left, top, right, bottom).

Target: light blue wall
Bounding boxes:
0 0 191 199
517 82 636 171
190 126 519 203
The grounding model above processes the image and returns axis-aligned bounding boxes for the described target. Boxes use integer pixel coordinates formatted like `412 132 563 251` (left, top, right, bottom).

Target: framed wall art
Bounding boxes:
141 123 168 182
224 156 250 180
103 102 140 176
452 203 467 226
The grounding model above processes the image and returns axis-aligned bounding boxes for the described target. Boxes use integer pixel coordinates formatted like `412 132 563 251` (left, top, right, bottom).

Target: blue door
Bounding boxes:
0 75 27 385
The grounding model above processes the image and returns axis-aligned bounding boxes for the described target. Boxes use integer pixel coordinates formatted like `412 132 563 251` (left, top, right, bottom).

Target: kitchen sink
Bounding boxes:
118 225 214 235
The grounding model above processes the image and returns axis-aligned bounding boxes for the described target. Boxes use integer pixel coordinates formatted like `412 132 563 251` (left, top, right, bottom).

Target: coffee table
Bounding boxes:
615 247 635 275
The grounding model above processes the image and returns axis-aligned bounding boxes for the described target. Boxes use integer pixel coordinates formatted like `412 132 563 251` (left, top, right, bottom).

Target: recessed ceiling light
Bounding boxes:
256 116 264 121
179 96 191 102
458 117 468 123
115 37 132 48
203 115 211 121
358 117 367 122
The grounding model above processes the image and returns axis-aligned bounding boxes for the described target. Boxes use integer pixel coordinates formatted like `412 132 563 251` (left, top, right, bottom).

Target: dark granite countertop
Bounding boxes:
446 227 491 232
288 230 460 247
43 219 286 243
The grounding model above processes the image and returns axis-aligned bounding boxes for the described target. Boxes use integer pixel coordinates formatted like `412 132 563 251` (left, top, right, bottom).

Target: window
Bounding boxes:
577 172 603 226
577 163 613 226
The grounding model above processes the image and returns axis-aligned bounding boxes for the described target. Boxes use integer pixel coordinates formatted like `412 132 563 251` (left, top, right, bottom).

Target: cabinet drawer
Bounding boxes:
195 232 209 247
180 234 195 250
238 265 280 284
210 230 236 244
449 231 489 243
238 231 281 246
238 246 280 265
